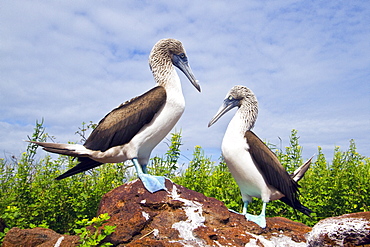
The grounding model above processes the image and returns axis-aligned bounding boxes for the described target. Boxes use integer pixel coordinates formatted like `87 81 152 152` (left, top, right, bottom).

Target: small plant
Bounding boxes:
0 206 50 242
74 213 116 247
75 121 98 143
150 131 183 178
174 145 214 192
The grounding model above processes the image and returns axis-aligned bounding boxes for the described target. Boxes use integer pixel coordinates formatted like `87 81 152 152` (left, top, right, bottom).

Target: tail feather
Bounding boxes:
291 156 314 182
56 157 103 180
280 155 314 216
279 196 312 216
29 141 103 179
29 141 88 157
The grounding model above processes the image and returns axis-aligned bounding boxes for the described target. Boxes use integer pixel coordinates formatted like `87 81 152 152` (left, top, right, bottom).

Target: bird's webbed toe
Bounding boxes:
138 173 167 193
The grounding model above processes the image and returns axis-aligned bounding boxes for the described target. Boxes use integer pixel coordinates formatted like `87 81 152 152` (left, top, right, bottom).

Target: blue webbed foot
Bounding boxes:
242 201 267 228
228 209 243 215
138 173 166 193
132 158 167 193
244 213 266 228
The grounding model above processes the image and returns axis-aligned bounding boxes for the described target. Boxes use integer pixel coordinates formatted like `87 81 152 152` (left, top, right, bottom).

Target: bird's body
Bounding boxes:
128 83 185 166
222 127 285 203
82 75 185 166
209 85 311 227
32 39 200 193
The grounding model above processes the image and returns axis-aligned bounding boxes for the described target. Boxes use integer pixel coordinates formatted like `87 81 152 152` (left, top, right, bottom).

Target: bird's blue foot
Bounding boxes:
137 173 166 193
132 158 166 193
244 213 266 228
242 201 267 228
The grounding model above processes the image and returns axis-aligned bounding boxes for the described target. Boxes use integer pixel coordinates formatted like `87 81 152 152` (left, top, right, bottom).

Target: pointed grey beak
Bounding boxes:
208 97 239 127
173 54 201 92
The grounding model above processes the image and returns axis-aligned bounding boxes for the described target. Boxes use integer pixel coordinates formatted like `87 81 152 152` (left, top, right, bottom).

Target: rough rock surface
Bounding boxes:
306 211 370 246
97 179 311 246
2 179 370 246
2 227 79 247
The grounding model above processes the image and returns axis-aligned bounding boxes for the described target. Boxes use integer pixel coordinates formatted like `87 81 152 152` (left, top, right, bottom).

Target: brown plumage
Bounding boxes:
84 86 166 152
245 130 311 215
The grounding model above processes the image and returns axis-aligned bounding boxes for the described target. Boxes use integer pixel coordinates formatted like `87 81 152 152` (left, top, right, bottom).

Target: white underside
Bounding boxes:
222 111 284 203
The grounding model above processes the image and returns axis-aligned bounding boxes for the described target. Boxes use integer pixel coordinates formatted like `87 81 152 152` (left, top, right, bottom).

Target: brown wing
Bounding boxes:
245 131 299 205
84 86 166 152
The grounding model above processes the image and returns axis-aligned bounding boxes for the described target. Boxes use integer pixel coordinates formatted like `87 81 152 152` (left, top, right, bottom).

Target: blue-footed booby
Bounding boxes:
208 85 312 228
31 38 201 193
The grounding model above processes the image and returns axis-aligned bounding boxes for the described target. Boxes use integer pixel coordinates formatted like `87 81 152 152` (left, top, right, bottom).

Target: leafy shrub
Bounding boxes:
0 121 129 234
150 129 369 227
74 213 116 247
150 131 182 178
0 120 369 244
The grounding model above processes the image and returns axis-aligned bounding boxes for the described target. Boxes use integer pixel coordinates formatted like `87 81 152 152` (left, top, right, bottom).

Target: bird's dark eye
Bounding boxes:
180 53 186 59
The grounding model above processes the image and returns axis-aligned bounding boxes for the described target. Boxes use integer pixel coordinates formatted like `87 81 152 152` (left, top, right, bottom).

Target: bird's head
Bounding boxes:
208 85 258 128
149 39 201 92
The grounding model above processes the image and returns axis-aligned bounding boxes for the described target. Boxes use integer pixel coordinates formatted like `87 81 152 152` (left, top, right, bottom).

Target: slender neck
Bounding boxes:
232 104 258 135
150 59 183 101
149 50 176 86
152 63 177 87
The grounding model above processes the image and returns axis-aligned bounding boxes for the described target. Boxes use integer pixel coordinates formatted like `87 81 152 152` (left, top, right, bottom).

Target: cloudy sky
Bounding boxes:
1 1 369 165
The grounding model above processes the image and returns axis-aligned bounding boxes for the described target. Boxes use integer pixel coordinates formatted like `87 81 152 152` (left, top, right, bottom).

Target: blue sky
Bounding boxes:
1 1 369 164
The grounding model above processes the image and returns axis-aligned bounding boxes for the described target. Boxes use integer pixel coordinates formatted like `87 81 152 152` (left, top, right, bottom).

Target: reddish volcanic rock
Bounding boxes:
3 179 369 246
2 227 79 247
97 179 310 246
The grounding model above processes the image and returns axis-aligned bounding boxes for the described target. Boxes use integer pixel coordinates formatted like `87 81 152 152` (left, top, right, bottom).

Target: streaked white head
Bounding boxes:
208 85 258 131
149 38 201 92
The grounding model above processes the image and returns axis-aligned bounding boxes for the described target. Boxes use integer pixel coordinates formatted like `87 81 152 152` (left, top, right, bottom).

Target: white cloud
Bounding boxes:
1 0 369 165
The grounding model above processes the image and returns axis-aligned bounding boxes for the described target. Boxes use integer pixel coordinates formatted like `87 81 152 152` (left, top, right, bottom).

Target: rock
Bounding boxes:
3 179 369 246
97 179 311 246
2 227 79 247
306 211 370 246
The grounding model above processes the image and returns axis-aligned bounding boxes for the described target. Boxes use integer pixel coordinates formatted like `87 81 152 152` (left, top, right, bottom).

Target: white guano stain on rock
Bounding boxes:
142 211 150 220
170 184 205 244
246 233 307 247
306 216 370 246
53 236 64 247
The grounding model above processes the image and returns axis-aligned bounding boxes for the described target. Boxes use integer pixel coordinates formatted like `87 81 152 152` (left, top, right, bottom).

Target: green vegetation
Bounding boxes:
74 213 116 247
0 121 369 243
